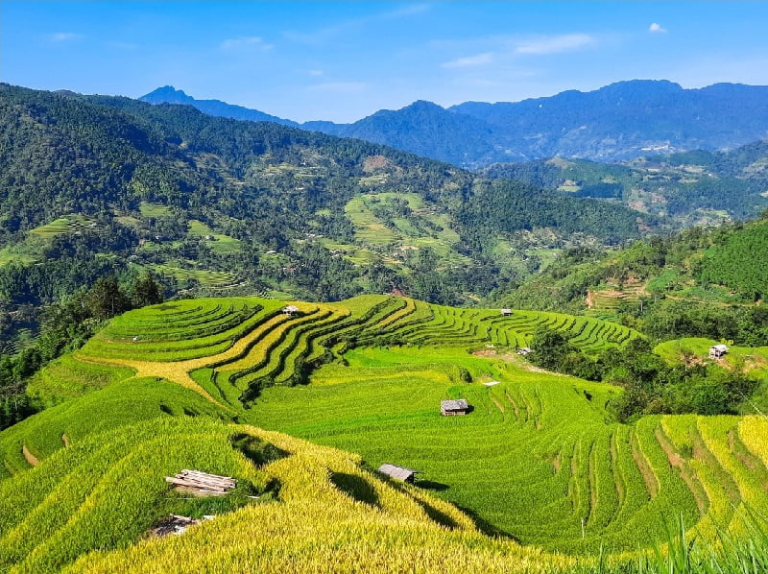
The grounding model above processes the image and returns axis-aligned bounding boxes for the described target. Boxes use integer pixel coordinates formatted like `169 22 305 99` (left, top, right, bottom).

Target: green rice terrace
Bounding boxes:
3 295 768 572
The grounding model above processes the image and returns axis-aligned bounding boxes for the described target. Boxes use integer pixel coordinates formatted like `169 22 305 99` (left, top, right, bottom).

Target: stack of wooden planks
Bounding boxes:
165 469 237 497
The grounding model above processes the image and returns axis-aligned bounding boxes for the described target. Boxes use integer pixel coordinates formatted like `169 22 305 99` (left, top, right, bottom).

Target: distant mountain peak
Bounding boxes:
141 86 194 104
139 86 297 127
405 100 444 111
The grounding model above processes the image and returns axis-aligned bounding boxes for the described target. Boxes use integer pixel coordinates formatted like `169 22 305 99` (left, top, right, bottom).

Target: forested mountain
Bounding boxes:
482 141 768 226
499 215 768 346
142 80 768 168
0 83 649 350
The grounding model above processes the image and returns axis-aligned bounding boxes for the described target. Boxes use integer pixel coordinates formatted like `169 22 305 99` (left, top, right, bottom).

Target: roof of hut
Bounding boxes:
441 399 469 411
378 463 417 481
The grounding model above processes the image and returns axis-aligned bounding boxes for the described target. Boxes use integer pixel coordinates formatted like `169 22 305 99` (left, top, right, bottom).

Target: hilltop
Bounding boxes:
3 295 768 572
141 80 768 167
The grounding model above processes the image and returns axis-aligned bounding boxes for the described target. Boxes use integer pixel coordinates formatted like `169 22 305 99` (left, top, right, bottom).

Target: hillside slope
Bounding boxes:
482 141 768 226
501 216 768 346
0 83 650 346
0 296 768 571
4 295 768 571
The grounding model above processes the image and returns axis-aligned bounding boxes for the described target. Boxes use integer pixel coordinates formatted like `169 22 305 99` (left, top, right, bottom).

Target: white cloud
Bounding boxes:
220 36 274 51
284 3 431 45
308 70 324 77
308 82 368 94
442 52 494 69
514 34 596 55
383 3 431 19
649 23 668 34
50 32 82 42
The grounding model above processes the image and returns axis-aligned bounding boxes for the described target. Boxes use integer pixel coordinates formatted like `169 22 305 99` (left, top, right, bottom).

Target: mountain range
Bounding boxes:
141 81 768 168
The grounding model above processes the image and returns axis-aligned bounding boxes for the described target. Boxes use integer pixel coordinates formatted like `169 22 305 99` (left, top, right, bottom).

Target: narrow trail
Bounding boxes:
22 445 39 467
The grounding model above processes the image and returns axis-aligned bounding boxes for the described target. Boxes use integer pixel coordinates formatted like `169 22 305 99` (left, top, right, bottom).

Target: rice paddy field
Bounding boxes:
3 295 768 572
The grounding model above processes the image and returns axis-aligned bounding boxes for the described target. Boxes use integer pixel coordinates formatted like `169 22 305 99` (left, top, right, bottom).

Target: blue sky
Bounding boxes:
3 1 768 122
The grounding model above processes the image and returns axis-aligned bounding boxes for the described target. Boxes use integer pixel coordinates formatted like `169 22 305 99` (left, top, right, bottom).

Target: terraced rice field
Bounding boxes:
1 409 571 574
146 263 238 288
8 295 768 562
73 295 638 409
252 346 768 554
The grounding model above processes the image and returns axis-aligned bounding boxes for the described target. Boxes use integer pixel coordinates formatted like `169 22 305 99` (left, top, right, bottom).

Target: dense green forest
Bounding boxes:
0 83 649 313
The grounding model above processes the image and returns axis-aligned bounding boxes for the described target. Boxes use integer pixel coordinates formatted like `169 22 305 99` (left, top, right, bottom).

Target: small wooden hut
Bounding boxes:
441 399 470 416
378 463 417 483
500 308 512 317
709 344 728 359
282 305 299 316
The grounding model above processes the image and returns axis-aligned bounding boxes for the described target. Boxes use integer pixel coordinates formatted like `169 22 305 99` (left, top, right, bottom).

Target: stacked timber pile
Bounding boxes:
165 469 237 497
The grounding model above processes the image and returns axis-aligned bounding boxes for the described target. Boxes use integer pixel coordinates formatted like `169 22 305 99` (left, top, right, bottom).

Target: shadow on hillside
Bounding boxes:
330 472 380 508
230 433 290 469
415 499 459 530
452 503 520 541
416 480 449 492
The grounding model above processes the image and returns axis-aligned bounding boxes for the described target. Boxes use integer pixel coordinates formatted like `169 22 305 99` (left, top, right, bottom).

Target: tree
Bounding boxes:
87 277 129 321
131 271 164 308
529 327 571 371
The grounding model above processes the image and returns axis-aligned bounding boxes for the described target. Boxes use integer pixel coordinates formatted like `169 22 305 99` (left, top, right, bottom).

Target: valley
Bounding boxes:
3 43 768 571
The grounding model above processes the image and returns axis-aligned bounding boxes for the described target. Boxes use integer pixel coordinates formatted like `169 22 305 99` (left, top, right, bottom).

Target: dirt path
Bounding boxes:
62 433 71 447
22 445 39 467
471 349 568 376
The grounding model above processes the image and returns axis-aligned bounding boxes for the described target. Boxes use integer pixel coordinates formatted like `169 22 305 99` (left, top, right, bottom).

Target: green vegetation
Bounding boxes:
700 220 768 301
0 272 164 430
527 332 757 421
3 294 768 571
483 140 768 225
502 218 768 344
0 82 653 357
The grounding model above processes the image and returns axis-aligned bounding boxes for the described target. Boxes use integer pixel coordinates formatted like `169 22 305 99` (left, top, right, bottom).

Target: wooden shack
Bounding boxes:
441 398 470 416
709 344 728 359
517 347 532 356
165 469 237 497
500 308 512 317
282 305 299 316
378 463 417 483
